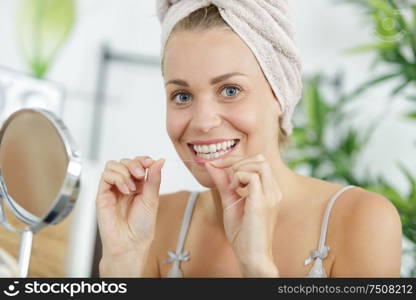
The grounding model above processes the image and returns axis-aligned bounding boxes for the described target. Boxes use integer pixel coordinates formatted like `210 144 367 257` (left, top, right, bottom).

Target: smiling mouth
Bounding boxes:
187 139 239 162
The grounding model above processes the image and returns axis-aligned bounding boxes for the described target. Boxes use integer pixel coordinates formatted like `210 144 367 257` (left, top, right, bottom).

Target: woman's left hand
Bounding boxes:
205 154 282 277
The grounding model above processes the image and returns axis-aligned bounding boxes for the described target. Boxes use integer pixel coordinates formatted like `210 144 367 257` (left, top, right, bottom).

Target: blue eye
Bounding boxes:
172 92 192 104
221 86 240 97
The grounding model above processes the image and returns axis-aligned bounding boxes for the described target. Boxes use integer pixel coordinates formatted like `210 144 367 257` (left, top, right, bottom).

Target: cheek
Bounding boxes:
166 111 184 142
230 100 279 148
230 102 263 135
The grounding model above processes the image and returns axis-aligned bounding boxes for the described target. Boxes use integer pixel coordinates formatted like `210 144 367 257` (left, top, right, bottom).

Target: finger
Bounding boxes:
122 156 157 192
209 153 265 169
105 160 131 180
205 162 239 208
99 162 124 194
208 155 244 169
141 158 165 209
101 170 131 195
120 158 146 180
133 156 156 169
230 154 266 172
107 161 137 192
133 156 158 183
230 171 262 210
205 161 230 192
229 160 274 193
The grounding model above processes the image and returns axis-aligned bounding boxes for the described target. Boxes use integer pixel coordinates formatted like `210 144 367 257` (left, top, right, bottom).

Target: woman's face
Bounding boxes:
163 28 282 187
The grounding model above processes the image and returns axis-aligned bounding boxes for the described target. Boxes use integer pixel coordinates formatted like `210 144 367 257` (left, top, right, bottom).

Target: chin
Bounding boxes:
180 160 211 187
189 169 216 188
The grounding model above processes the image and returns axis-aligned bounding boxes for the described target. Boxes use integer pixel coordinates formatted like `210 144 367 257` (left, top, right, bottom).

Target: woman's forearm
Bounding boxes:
238 256 280 278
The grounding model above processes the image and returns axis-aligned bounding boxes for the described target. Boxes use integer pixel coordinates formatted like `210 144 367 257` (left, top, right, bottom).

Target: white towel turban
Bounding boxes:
156 0 302 136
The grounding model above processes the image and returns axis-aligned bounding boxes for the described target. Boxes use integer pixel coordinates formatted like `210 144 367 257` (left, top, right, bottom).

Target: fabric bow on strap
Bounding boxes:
304 245 330 266
164 250 190 263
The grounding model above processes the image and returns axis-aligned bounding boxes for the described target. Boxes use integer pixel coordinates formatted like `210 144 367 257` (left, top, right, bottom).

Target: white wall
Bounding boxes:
1 0 414 276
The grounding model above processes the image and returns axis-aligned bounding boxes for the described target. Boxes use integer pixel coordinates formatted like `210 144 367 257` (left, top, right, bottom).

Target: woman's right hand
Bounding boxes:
95 156 165 263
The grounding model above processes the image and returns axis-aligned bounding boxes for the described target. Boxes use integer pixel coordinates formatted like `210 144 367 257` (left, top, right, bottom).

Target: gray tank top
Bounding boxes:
164 185 355 277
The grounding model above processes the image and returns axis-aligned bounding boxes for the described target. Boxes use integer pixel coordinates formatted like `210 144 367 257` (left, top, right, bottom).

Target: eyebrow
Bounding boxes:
164 72 247 87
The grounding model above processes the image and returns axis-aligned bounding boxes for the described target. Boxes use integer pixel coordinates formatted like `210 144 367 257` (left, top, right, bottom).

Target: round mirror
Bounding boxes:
0 108 82 277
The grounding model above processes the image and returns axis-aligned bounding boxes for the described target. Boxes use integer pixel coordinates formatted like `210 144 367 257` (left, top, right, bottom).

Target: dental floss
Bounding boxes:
224 196 245 211
144 168 148 181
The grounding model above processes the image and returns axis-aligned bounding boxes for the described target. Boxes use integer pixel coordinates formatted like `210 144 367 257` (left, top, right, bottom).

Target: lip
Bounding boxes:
187 139 239 165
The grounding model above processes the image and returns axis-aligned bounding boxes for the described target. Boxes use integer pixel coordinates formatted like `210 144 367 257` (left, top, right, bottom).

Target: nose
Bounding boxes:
190 97 222 133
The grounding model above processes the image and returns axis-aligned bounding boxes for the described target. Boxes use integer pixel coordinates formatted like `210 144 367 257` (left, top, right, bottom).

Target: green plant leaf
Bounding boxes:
17 0 76 78
344 42 394 54
405 111 416 119
391 78 412 96
397 162 416 205
303 76 331 143
345 72 402 99
369 0 394 14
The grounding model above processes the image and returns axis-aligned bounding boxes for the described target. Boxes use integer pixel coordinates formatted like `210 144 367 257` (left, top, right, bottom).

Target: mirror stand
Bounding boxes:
18 229 33 278
0 169 35 278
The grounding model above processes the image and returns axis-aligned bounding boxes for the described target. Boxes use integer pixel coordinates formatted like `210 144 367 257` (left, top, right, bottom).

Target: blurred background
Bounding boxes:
0 0 415 277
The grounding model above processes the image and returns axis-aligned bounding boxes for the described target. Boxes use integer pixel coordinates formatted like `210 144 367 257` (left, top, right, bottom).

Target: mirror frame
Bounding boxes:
0 107 82 233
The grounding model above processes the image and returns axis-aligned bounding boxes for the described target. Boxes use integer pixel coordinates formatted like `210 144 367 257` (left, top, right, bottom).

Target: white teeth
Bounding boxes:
195 146 233 159
192 139 238 157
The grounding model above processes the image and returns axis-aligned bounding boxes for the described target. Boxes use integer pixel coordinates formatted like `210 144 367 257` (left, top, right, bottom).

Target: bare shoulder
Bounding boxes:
337 187 401 236
331 186 403 277
338 187 402 251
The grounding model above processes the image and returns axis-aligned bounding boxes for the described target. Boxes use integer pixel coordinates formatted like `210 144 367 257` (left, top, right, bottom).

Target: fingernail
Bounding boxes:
210 159 222 166
144 158 154 165
127 179 136 191
159 158 166 167
122 184 130 195
133 167 144 177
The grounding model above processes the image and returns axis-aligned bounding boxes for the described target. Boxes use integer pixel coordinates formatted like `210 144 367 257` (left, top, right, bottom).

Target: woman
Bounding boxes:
96 1 402 277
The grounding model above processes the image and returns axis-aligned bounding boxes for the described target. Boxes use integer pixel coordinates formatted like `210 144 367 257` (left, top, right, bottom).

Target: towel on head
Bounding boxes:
156 0 302 136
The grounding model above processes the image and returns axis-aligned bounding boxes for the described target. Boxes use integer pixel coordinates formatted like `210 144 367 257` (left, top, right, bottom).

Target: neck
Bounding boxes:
206 154 306 230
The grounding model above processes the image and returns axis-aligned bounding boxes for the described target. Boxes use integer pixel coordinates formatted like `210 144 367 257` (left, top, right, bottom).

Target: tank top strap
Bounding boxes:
165 191 199 277
304 185 355 266
174 191 199 254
